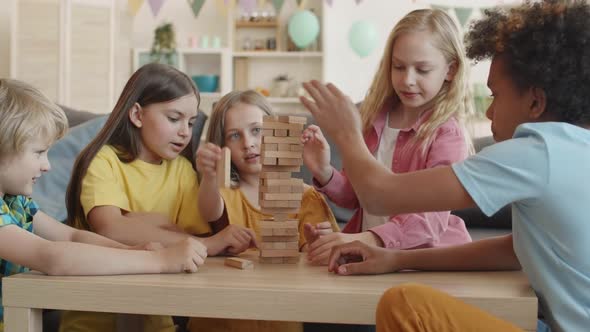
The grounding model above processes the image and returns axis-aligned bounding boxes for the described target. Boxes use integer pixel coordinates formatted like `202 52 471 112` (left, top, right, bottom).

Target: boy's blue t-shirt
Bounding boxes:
453 122 590 332
0 195 37 322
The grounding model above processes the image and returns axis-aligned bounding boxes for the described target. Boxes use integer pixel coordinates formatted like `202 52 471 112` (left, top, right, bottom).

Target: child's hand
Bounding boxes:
306 232 358 266
301 125 333 186
210 224 258 256
328 241 400 275
303 221 333 246
159 238 208 273
196 143 222 179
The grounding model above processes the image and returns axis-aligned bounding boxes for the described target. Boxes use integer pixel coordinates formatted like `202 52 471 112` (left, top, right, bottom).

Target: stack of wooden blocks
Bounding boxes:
259 115 307 264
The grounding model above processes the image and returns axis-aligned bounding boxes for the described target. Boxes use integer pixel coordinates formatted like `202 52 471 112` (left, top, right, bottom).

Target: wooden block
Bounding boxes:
288 200 301 208
262 193 303 201
217 147 231 188
278 115 307 124
262 150 302 159
260 248 299 258
261 165 300 172
273 227 298 236
262 143 278 151
262 178 302 186
283 256 300 264
262 129 274 136
262 121 304 131
260 228 274 236
260 185 281 193
261 235 299 242
260 241 299 250
260 208 299 215
260 171 292 179
262 157 277 165
278 158 303 166
224 257 253 270
279 185 292 193
290 144 303 152
263 136 300 144
277 143 291 151
270 213 290 221
263 115 279 122
260 219 298 229
274 129 288 137
259 256 285 264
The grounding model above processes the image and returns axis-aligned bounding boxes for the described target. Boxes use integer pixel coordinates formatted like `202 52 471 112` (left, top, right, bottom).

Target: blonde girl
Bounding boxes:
303 9 473 264
192 90 339 332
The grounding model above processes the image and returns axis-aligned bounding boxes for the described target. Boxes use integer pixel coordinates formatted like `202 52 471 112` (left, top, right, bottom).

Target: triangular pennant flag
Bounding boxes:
258 0 266 7
128 0 144 16
147 0 165 17
295 0 305 9
325 0 333 7
271 0 285 12
187 0 205 18
215 0 229 17
239 0 257 13
454 7 473 27
355 0 363 5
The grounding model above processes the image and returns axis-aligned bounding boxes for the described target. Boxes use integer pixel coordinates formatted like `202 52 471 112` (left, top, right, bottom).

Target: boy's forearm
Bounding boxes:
397 234 521 271
38 241 164 276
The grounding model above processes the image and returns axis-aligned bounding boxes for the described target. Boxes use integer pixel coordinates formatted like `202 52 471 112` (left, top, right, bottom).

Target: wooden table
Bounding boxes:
2 251 538 331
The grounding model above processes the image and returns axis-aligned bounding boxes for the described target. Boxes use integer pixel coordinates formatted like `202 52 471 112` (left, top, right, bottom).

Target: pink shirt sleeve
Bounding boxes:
314 166 360 210
368 121 471 249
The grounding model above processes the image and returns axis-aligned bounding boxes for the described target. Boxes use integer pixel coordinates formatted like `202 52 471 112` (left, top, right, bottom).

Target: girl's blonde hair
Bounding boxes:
361 9 473 150
205 90 273 186
0 79 68 158
66 63 200 230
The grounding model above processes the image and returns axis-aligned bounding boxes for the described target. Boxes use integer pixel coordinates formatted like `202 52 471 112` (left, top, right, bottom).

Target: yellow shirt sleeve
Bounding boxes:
80 147 130 217
297 185 340 246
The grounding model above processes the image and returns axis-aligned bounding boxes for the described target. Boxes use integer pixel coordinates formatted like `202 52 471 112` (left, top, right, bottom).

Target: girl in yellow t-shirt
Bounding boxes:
191 90 339 332
60 64 257 332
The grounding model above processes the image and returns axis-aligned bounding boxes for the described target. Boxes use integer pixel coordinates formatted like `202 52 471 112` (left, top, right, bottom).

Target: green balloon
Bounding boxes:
288 10 320 49
348 20 378 58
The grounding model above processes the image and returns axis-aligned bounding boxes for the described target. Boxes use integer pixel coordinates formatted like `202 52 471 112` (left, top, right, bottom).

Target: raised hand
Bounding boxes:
159 238 208 273
301 125 333 186
300 81 363 147
327 240 400 275
196 143 222 179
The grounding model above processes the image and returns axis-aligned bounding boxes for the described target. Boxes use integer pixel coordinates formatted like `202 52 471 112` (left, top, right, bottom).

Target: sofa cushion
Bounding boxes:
33 116 108 221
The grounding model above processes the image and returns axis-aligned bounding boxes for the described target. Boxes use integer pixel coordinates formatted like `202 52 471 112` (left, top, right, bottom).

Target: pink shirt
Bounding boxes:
316 101 472 249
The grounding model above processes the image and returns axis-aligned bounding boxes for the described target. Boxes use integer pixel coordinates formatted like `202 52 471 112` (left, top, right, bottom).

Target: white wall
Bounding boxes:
322 0 514 103
0 5 10 78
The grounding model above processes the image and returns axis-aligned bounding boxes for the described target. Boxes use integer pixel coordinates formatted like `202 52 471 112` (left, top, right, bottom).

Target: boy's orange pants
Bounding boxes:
376 283 524 332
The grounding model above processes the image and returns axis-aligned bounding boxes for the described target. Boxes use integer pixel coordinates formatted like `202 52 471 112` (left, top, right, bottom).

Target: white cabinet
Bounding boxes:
10 0 130 113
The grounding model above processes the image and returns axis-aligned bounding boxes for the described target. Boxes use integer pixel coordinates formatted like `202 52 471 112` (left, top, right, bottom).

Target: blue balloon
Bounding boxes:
288 10 320 49
348 20 378 58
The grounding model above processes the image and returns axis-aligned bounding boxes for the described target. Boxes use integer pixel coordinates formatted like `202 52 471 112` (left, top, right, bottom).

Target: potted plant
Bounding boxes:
150 23 177 66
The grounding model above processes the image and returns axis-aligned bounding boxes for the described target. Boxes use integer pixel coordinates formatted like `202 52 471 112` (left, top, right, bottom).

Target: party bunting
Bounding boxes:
325 0 333 7
295 0 305 8
187 0 205 18
128 0 144 16
454 7 473 27
271 0 285 12
355 0 363 5
147 0 165 17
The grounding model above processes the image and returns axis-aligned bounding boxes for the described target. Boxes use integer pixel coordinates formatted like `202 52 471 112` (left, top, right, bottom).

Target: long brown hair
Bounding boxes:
361 9 473 151
205 90 272 186
66 63 200 230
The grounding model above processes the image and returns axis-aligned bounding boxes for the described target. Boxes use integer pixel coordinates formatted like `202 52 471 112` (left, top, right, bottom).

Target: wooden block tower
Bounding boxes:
259 115 307 264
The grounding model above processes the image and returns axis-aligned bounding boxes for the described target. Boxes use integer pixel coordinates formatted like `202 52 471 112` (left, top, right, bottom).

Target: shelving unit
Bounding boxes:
131 0 325 114
132 47 232 98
